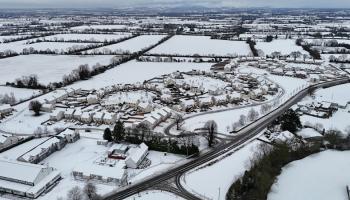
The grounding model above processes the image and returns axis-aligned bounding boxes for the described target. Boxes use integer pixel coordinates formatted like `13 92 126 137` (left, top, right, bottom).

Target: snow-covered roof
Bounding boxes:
296 128 323 139
0 159 48 184
126 143 148 165
20 137 60 162
0 104 12 111
74 161 126 180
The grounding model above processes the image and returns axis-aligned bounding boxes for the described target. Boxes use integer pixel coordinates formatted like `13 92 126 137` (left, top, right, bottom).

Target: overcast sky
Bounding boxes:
1 0 350 8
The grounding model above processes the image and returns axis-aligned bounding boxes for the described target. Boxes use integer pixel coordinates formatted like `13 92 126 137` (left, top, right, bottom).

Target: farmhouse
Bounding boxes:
0 159 61 198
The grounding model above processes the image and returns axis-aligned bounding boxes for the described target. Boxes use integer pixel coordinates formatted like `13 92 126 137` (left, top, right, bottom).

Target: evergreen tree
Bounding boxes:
103 128 112 142
279 109 302 133
113 120 125 142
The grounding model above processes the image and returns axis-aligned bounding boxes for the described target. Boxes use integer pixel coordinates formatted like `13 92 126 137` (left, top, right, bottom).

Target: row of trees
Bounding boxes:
103 120 199 156
231 107 266 132
296 38 321 59
246 38 259 57
61 182 100 200
8 74 46 89
0 93 16 105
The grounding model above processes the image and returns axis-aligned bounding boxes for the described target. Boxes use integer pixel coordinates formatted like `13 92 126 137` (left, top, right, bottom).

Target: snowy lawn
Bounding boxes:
149 35 251 56
0 55 114 85
182 139 262 200
255 39 307 55
39 138 115 200
0 86 42 103
88 35 166 54
0 107 52 135
268 150 350 200
70 60 212 90
311 83 350 107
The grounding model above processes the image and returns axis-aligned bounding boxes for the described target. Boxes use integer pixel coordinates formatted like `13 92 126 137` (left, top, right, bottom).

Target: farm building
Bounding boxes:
0 159 61 198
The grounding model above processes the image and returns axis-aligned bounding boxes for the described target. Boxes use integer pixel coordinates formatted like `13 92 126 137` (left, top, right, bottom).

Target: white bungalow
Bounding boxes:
57 129 80 143
87 94 99 105
103 113 117 125
81 112 92 123
50 110 64 121
138 102 153 113
73 109 82 121
93 112 105 123
41 103 55 112
64 108 75 119
125 143 148 169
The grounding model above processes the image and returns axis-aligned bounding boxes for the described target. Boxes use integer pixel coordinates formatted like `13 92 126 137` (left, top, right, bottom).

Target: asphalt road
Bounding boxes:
103 78 349 200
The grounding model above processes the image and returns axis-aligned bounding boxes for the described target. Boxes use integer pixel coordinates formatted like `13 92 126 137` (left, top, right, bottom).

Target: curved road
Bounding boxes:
103 78 349 200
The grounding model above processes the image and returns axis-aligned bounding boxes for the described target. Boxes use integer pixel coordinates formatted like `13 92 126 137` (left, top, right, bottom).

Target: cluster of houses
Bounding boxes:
296 101 341 118
232 56 348 82
145 69 280 112
72 142 149 185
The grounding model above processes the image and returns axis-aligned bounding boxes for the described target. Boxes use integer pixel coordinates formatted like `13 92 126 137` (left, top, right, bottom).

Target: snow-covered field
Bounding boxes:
268 150 350 200
311 83 350 106
256 39 307 55
42 33 131 42
71 24 127 30
70 61 212 90
0 55 114 85
0 41 97 53
0 35 29 42
182 139 262 200
149 35 251 56
0 86 42 103
88 35 166 53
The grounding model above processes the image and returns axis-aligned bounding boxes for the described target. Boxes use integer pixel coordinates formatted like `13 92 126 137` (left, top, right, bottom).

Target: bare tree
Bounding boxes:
29 100 42 116
232 122 240 132
67 186 84 200
84 182 100 200
238 114 247 127
247 108 259 122
290 51 302 61
174 113 184 130
204 120 217 147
